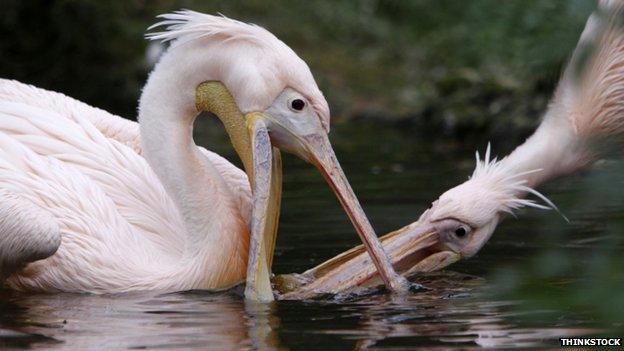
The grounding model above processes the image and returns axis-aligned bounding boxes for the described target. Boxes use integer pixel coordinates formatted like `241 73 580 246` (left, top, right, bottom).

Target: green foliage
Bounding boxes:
490 164 624 333
1 0 595 133
1 0 621 334
0 0 151 116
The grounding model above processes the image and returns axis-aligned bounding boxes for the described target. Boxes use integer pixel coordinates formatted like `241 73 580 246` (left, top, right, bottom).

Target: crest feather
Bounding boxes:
471 144 567 220
147 10 281 50
146 10 331 131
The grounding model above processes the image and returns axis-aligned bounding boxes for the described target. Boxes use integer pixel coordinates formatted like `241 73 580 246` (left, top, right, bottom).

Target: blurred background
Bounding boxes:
1 0 622 347
1 0 596 134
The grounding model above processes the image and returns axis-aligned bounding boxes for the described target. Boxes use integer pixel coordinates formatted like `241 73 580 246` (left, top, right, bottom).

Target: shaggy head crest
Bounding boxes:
146 10 330 131
428 143 562 227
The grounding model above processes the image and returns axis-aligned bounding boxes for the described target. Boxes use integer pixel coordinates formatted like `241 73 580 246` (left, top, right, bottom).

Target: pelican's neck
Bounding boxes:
138 51 248 286
500 102 592 189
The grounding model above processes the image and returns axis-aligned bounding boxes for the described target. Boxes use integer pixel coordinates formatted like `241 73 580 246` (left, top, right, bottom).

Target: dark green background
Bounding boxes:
1 0 595 135
1 0 622 344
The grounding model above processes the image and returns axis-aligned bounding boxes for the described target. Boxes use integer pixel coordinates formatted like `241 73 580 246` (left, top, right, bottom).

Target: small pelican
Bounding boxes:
0 10 407 301
278 0 624 298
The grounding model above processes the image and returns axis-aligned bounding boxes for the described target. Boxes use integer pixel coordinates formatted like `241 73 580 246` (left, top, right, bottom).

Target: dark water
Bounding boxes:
0 121 616 350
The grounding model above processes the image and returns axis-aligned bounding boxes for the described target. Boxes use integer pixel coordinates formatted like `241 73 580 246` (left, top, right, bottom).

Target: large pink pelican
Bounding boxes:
277 0 624 298
400 0 624 270
0 10 407 301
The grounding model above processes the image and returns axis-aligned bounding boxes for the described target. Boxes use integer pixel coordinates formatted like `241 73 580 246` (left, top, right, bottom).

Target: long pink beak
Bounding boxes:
275 221 461 299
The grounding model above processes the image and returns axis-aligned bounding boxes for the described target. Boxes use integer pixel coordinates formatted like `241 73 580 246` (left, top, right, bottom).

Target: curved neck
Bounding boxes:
501 103 592 189
137 52 248 285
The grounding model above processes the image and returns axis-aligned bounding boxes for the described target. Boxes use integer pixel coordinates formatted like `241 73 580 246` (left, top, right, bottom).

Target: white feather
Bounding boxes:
0 8 334 293
0 79 254 292
145 10 331 131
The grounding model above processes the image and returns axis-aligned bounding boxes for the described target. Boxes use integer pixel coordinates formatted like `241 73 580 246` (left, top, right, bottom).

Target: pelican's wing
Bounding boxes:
0 93 185 255
0 79 252 225
0 189 60 279
559 0 624 138
0 79 142 153
0 129 163 292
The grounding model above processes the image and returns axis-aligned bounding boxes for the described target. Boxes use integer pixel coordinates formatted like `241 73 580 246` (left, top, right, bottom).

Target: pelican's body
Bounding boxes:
0 11 407 299
0 79 251 292
408 0 624 262
276 0 624 298
368 0 624 276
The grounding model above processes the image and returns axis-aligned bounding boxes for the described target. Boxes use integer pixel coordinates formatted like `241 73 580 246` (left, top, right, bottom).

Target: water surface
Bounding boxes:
0 121 616 350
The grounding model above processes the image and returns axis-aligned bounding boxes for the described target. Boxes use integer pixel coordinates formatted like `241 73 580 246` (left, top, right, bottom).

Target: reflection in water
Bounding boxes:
0 123 608 349
0 272 591 350
245 299 283 350
0 290 272 350
347 274 591 350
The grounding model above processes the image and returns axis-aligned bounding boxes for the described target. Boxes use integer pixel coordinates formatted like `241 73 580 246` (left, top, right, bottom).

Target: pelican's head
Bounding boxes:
394 145 556 274
276 145 560 298
145 10 332 156
145 10 394 300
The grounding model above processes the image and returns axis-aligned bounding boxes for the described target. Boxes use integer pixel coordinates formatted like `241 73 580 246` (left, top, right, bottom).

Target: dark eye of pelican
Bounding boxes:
291 99 305 111
454 226 467 238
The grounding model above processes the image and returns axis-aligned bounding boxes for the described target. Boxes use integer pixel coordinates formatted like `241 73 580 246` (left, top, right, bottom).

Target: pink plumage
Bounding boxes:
0 10 330 293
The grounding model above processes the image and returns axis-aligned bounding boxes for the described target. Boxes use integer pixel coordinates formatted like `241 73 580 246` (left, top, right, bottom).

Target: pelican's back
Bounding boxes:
559 0 624 140
0 79 253 292
0 80 186 250
0 79 252 228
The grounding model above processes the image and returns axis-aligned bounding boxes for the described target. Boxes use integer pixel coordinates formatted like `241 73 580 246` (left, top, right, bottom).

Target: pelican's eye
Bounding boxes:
434 218 472 243
454 226 467 238
290 98 305 111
